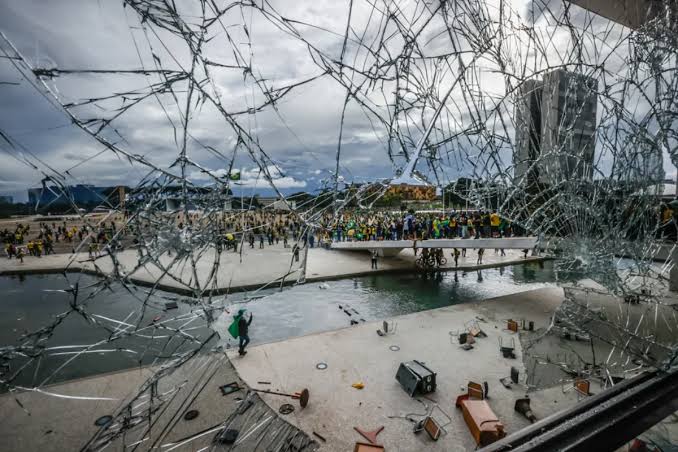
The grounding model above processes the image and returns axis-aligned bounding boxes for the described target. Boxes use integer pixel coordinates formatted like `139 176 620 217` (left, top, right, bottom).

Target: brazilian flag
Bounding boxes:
229 171 241 181
228 310 244 338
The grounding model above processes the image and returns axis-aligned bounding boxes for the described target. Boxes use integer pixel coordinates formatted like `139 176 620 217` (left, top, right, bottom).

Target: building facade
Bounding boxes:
513 79 543 187
514 69 598 186
28 184 121 208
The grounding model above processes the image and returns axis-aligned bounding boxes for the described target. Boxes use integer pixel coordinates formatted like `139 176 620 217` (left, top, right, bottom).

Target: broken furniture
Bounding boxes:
450 329 474 349
376 320 397 336
498 337 516 359
354 426 384 444
456 382 506 446
500 366 520 389
249 387 310 408
507 319 519 332
422 416 441 440
465 320 488 338
561 377 594 401
458 332 475 345
519 319 535 331
395 360 436 396
574 378 591 396
514 397 537 423
413 404 452 441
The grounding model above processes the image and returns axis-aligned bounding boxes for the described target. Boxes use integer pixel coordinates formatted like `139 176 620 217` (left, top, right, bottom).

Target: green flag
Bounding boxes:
228 311 243 338
229 171 241 181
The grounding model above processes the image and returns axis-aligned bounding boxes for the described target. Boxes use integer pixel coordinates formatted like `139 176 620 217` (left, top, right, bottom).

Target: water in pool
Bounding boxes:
0 261 563 389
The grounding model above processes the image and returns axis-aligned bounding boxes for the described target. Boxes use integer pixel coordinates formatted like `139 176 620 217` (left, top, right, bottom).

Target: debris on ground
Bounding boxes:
354 425 384 444
455 382 506 446
396 360 437 396
514 397 537 423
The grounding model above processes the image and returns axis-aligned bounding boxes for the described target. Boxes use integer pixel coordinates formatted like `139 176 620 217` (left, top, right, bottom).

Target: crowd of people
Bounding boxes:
204 211 310 253
1 209 520 265
320 209 515 242
2 219 121 261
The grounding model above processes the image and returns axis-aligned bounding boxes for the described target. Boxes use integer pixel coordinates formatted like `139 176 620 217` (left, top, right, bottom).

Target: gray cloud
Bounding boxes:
0 0 672 203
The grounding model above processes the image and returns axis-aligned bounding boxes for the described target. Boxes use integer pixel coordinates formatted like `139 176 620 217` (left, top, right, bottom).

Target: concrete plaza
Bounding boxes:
227 287 599 451
0 243 545 294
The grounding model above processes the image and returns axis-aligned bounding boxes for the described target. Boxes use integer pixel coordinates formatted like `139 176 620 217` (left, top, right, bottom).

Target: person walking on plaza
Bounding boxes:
45 238 54 255
237 309 253 355
453 248 460 267
228 309 253 356
477 248 484 265
293 243 300 262
371 249 378 269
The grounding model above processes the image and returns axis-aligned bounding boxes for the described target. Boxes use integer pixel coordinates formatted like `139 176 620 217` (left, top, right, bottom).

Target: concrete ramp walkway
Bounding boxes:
331 237 538 256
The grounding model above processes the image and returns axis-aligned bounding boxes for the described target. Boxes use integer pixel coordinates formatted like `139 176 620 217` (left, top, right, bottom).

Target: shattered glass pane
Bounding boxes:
0 0 677 449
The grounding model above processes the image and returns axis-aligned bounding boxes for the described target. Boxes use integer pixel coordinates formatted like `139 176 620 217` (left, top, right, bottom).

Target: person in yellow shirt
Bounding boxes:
490 211 500 237
27 241 34 256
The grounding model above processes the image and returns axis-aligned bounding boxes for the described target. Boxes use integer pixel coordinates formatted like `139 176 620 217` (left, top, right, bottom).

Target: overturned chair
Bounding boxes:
455 381 506 447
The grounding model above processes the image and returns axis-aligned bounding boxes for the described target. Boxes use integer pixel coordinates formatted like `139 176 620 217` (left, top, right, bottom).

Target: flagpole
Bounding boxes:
229 170 245 259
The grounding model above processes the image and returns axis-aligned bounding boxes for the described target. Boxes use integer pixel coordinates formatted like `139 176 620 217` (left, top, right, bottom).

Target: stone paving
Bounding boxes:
0 352 317 452
228 287 596 451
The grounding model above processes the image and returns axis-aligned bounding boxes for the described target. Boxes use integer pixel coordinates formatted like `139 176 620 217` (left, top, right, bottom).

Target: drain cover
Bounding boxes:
94 415 113 427
279 403 295 415
184 409 199 421
316 362 328 370
389 345 400 351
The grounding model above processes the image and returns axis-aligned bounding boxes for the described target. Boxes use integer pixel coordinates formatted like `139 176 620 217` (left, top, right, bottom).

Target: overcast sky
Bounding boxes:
0 0 674 203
